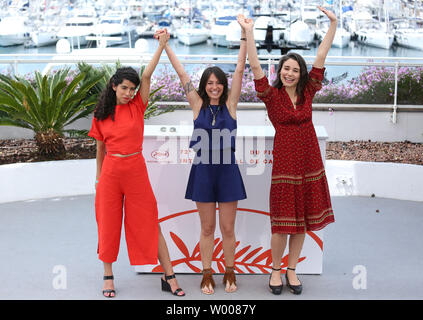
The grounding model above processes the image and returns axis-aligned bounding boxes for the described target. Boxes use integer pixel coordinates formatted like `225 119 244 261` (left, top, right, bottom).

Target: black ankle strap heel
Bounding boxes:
285 267 303 295
102 275 115 298
161 273 185 297
269 267 283 295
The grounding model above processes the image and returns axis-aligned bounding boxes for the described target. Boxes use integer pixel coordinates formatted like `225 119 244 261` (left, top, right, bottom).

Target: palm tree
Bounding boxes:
0 68 103 159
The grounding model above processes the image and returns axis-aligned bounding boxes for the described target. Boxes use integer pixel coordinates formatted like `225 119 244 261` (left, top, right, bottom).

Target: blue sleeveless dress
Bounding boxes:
185 104 247 202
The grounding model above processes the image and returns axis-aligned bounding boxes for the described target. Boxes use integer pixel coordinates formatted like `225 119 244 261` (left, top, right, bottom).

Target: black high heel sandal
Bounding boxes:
285 267 302 295
102 275 116 298
161 273 185 297
269 267 283 295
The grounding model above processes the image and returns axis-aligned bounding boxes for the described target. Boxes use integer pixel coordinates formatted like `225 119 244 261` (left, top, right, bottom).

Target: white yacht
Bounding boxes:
26 26 59 48
344 8 393 49
25 13 61 48
317 0 351 48
92 11 135 46
0 16 30 46
57 9 97 48
210 15 239 47
392 18 423 51
332 26 351 48
316 20 350 48
176 20 209 46
225 20 243 49
355 20 394 50
287 20 314 46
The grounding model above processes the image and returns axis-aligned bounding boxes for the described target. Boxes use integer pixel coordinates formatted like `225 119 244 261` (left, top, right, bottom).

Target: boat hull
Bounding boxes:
0 34 28 46
356 31 393 49
176 30 208 46
395 30 423 51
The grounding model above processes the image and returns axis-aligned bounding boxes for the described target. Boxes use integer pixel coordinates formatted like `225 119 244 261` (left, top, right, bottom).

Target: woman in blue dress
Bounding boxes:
163 22 247 294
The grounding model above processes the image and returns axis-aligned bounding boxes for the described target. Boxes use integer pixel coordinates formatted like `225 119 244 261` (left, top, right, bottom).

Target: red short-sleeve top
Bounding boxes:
253 66 325 125
88 90 148 154
254 67 324 109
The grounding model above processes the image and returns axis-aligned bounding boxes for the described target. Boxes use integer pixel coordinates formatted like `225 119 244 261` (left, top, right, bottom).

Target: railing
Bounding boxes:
1 53 423 124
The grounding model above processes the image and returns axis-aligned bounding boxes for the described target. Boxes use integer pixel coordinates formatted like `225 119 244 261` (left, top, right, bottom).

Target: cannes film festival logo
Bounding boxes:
148 208 324 274
151 150 170 160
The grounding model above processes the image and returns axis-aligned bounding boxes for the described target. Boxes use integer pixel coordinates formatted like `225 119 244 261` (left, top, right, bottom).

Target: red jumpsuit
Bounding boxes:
88 90 158 265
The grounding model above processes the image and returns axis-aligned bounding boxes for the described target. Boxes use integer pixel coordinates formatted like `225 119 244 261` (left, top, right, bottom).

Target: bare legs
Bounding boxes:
270 233 306 286
102 225 184 297
197 201 238 294
157 225 185 296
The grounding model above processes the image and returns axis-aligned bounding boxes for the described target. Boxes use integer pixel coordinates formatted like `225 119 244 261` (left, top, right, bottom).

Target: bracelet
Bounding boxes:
240 37 246 41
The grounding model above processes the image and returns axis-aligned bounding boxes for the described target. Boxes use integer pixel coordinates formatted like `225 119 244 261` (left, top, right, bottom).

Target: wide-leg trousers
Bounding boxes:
95 153 158 265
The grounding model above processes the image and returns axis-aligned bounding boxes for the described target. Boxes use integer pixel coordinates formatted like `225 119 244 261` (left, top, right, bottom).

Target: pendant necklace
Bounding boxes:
208 105 220 126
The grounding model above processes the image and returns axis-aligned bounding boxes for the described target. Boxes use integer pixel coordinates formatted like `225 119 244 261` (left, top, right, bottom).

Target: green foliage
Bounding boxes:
0 67 103 157
0 68 103 133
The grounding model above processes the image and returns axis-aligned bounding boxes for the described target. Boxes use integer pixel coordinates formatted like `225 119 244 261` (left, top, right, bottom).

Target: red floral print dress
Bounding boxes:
254 66 335 234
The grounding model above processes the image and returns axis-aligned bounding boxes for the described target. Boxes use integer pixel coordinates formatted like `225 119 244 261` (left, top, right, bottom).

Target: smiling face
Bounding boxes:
205 73 224 105
280 58 301 89
113 79 137 105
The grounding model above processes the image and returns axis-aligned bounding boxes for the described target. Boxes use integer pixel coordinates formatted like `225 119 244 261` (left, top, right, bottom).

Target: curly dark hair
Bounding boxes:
272 52 309 105
94 67 140 121
198 66 228 109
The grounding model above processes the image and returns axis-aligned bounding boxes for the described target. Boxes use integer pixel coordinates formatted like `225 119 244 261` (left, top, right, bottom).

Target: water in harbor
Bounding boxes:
1 37 422 83
2 36 422 58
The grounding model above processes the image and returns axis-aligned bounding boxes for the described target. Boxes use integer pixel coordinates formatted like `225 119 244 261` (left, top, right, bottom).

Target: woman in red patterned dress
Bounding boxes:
238 7 336 295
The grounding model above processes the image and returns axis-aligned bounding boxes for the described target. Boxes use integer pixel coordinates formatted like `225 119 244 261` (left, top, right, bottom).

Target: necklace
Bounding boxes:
208 105 221 126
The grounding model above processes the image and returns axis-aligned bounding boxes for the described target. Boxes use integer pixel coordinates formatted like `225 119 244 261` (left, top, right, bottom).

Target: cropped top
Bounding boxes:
88 90 148 154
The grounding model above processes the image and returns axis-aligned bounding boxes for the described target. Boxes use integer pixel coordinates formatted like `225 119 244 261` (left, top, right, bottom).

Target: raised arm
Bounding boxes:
163 41 202 113
139 29 169 105
227 16 247 116
237 14 265 80
313 6 337 69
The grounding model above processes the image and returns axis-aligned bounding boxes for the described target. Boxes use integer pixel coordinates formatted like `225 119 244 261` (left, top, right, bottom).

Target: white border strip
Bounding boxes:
0 159 422 204
326 160 423 202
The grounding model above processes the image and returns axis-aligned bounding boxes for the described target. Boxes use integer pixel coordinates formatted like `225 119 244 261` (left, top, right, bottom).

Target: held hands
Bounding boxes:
154 28 170 47
237 14 254 32
318 6 337 23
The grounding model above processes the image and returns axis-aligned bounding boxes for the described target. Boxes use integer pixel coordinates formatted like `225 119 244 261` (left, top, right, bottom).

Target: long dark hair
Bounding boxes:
272 52 309 105
198 66 228 109
94 67 140 121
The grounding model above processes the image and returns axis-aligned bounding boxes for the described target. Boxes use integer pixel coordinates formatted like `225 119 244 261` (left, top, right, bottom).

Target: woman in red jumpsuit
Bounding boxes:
238 8 336 295
89 30 184 298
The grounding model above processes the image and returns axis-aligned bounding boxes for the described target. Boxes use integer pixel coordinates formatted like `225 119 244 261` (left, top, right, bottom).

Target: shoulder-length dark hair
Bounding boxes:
94 67 140 121
198 66 228 109
272 52 309 105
